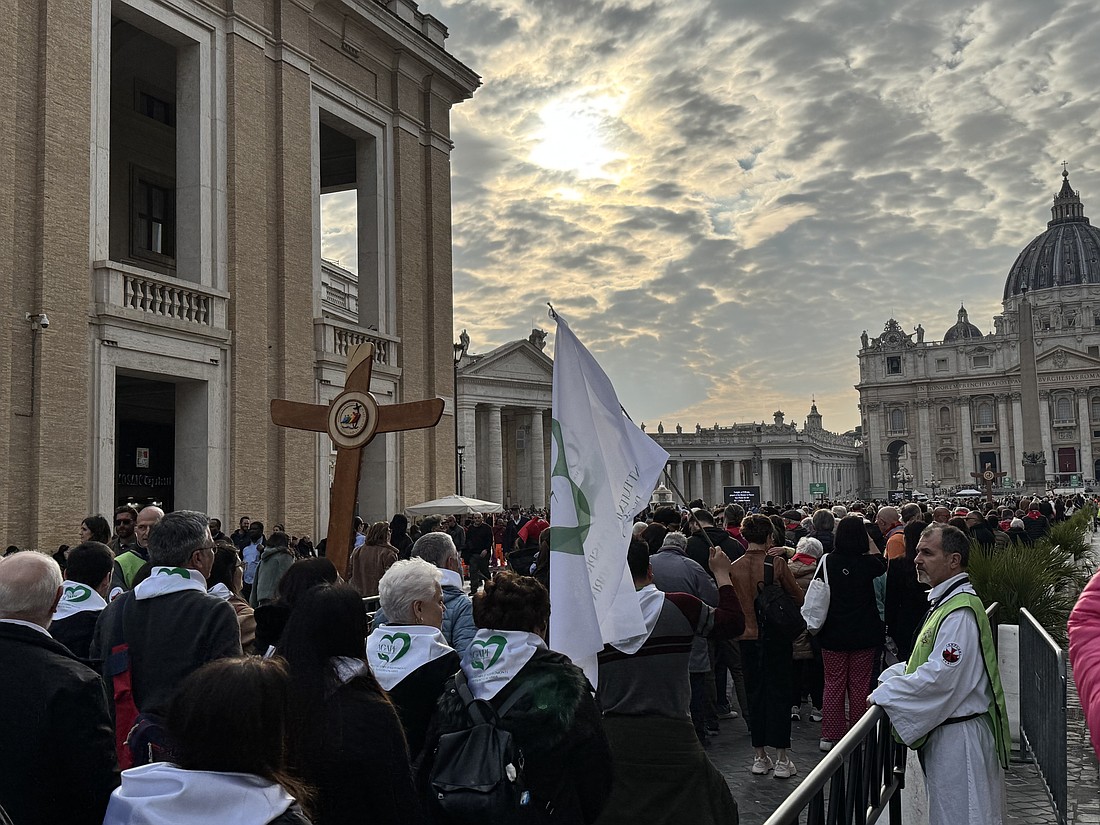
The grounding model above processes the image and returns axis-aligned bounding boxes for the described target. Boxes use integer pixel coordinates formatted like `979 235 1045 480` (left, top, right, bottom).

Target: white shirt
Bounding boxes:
0 618 52 637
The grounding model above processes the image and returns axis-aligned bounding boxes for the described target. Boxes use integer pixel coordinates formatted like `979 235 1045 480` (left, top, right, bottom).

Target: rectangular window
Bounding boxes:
131 169 175 265
1089 346 1099 358
935 358 948 371
973 355 990 367
978 435 994 444
886 356 901 375
137 89 173 126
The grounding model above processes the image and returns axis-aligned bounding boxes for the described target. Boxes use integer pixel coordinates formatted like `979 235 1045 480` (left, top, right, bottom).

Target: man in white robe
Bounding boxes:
870 523 1008 825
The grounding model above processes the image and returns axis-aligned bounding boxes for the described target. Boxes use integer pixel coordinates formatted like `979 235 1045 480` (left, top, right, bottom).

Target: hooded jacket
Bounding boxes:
684 526 743 571
103 763 309 825
1023 510 1052 543
420 648 612 824
250 546 296 607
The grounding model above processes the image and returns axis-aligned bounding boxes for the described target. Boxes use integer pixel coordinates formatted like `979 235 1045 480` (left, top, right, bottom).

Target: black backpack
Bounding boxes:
429 671 534 824
754 556 806 642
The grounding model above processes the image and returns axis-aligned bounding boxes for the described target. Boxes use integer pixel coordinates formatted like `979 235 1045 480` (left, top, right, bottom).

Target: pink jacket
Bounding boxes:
1068 573 1100 758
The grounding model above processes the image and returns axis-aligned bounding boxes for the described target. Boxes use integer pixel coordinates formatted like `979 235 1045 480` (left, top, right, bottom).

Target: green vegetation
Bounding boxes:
969 510 1094 646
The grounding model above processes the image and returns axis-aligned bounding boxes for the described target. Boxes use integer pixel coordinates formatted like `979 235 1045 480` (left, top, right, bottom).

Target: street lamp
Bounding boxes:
923 473 940 499
457 444 465 496
453 340 464 495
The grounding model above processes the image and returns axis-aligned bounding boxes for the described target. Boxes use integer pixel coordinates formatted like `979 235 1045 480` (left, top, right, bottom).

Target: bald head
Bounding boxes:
875 506 900 531
135 506 165 550
0 552 63 627
932 506 951 524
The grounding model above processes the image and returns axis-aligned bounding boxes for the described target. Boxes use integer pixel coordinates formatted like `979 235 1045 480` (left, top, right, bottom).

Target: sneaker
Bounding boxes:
819 739 835 752
716 705 738 720
811 707 823 722
751 755 774 775
790 705 801 721
774 758 798 779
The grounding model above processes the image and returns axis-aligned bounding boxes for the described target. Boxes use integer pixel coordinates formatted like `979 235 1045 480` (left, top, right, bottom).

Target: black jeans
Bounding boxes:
740 636 794 749
465 552 490 591
714 638 750 716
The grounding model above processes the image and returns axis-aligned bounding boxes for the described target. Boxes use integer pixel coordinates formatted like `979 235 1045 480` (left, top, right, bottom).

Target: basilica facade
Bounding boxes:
858 169 1100 498
0 0 478 549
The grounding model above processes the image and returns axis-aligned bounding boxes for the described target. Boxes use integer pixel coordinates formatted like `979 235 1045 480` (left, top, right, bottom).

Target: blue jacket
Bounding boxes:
371 576 475 656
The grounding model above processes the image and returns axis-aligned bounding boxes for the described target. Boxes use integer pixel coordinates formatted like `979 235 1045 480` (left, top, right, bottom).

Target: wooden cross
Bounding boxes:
971 463 1008 506
270 342 444 578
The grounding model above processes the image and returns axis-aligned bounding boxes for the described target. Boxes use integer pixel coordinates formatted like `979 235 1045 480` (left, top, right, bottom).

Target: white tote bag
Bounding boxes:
800 553 831 634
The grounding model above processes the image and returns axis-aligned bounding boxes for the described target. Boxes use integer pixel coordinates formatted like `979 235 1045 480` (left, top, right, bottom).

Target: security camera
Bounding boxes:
25 312 49 330
37 314 49 330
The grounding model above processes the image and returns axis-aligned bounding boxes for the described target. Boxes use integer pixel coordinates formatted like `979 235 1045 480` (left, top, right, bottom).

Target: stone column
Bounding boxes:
996 395 1012 477
711 460 724 505
864 402 882 492
1011 393 1025 482
459 403 478 498
917 400 933 488
672 460 685 497
529 408 546 509
959 398 975 482
761 459 773 504
1039 392 1054 482
1079 393 1094 482
692 461 704 503
791 459 804 504
487 404 503 504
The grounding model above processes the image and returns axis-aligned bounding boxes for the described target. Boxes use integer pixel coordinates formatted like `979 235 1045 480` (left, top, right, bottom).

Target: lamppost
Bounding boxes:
923 472 940 499
457 444 465 496
452 340 464 495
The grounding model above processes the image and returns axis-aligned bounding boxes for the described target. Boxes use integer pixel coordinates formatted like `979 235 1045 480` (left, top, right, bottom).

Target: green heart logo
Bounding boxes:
469 635 507 670
63 585 92 603
156 567 191 578
377 632 411 663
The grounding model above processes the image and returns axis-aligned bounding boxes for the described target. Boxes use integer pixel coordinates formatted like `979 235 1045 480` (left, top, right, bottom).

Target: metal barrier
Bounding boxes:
1019 608 1068 825
764 601 1003 825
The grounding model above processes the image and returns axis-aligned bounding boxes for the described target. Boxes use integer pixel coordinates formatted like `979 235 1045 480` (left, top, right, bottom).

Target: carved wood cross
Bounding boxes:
270 342 444 578
971 463 1007 506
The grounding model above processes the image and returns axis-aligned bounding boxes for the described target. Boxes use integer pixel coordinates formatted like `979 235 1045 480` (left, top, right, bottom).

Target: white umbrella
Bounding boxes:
955 488 982 496
404 494 503 516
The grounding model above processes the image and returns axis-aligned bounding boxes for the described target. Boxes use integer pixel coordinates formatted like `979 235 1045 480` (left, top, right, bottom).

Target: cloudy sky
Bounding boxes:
323 0 1100 433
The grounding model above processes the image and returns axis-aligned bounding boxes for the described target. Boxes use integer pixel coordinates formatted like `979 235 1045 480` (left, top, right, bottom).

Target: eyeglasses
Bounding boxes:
115 519 133 526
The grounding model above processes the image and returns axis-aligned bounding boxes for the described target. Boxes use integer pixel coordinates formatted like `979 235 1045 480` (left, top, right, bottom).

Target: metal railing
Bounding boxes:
764 602 1003 825
1019 608 1068 825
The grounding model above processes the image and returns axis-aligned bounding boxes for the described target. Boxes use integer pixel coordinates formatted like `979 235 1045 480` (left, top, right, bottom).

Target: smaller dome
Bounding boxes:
943 305 983 341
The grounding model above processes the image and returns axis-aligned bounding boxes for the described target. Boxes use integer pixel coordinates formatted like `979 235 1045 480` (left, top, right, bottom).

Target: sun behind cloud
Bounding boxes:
530 91 627 180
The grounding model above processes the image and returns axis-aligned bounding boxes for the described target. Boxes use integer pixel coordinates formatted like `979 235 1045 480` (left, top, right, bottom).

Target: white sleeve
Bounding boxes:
870 608 986 746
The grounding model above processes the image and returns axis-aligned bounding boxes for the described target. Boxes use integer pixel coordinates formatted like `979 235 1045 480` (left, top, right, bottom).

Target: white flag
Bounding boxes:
548 310 670 687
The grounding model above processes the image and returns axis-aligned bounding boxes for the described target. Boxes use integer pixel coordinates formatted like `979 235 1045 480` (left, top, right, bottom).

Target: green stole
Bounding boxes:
904 587 1011 768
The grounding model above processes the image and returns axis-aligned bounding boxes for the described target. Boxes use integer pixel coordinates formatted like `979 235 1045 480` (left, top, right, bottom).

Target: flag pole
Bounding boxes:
661 467 717 549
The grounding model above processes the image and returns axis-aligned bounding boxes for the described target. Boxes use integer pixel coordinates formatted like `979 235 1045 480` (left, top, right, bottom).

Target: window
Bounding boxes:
939 406 951 429
1093 396 1100 421
935 358 948 372
889 408 906 433
1055 396 1073 423
1089 346 1099 358
978 435 994 444
131 171 175 264
941 456 955 478
136 88 173 126
972 355 990 367
976 401 994 427
886 356 901 375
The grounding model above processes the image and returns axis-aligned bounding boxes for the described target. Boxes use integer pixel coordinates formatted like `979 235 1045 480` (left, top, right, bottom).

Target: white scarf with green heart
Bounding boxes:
461 629 546 701
52 580 107 620
365 625 454 691
133 567 208 601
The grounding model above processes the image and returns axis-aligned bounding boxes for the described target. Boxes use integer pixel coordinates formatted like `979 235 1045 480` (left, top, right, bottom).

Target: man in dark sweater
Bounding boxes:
91 510 242 723
596 539 744 824
685 508 742 570
50 540 114 661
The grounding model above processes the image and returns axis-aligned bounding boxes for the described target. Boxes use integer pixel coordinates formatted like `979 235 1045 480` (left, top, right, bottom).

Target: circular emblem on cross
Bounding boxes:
327 390 379 449
983 470 995 481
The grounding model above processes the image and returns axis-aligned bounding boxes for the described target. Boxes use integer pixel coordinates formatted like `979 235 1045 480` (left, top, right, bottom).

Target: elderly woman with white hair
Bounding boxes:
366 558 460 762
788 536 825 723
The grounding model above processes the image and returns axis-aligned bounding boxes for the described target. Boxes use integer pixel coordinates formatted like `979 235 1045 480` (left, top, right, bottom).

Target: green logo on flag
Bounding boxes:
377 633 411 663
548 418 592 556
469 635 507 670
63 585 92 603
156 567 190 578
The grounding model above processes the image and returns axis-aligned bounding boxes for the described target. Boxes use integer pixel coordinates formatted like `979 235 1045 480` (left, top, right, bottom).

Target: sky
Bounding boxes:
322 0 1100 434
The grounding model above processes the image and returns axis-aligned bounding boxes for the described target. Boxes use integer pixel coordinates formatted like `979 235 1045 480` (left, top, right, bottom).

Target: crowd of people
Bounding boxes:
0 489 1081 824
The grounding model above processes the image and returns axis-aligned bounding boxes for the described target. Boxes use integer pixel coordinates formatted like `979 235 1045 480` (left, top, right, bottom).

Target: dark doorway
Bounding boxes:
116 375 175 510
978 451 999 473
1058 447 1078 474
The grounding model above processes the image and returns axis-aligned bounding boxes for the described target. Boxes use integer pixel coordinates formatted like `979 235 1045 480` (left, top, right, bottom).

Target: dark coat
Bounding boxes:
883 558 930 661
815 551 888 651
0 623 119 825
1023 512 1052 543
387 651 462 763
642 523 669 555
970 522 997 550
503 516 530 551
685 527 742 573
1007 526 1030 545
50 609 102 661
421 649 613 824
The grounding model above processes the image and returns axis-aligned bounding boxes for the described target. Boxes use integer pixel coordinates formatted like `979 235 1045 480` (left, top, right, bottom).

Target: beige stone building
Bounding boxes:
0 0 478 549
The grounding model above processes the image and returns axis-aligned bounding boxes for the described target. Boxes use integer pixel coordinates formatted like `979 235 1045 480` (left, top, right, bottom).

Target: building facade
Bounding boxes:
0 0 478 549
858 169 1100 497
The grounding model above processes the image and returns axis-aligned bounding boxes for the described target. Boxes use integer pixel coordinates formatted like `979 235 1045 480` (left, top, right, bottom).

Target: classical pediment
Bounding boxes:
460 340 553 383
1034 346 1100 372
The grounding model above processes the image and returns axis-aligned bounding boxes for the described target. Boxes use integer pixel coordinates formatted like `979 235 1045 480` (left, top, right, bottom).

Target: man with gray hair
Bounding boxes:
109 505 164 599
370 530 475 654
91 510 242 735
0 552 119 823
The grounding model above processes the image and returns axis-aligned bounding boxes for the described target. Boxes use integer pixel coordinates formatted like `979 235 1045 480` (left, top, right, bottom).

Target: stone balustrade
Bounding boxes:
93 261 229 336
314 318 400 370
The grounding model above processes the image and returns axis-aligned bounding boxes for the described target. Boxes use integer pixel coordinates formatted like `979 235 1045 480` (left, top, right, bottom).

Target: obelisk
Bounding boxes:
1017 289 1046 490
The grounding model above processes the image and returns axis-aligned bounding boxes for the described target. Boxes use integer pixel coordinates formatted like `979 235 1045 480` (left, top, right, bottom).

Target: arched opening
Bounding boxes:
1055 396 1073 423
887 439 908 486
939 406 951 429
976 401 994 427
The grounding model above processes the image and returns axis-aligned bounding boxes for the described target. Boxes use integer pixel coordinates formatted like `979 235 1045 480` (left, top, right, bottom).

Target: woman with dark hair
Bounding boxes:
253 558 339 656
80 515 111 545
389 514 414 560
369 559 460 762
208 542 257 650
349 522 399 598
815 514 887 752
420 571 612 822
884 520 931 662
280 584 417 825
103 658 311 824
729 513 804 778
